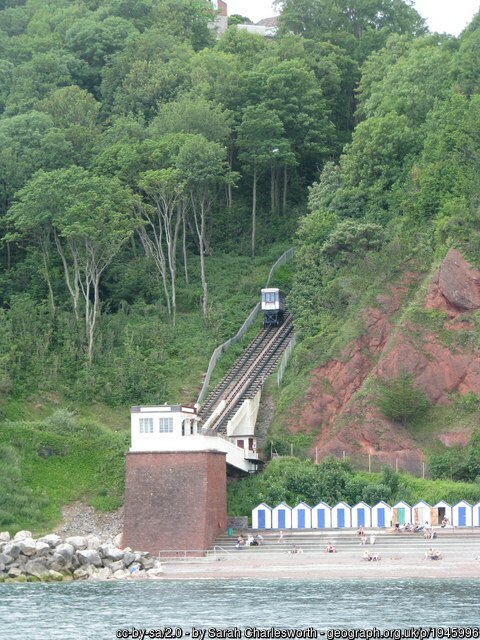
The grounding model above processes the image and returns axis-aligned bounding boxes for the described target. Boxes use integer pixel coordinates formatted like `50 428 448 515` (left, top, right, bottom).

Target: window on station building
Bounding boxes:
159 417 174 433
265 291 276 302
139 418 154 433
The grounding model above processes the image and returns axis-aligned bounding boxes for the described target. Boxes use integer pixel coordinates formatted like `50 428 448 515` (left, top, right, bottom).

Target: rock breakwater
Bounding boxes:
0 530 163 582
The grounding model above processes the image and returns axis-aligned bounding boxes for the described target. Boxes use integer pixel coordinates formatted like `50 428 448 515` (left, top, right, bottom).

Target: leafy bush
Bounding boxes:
376 372 429 425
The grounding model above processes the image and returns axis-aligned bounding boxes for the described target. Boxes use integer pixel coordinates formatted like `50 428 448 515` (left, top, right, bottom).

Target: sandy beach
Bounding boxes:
159 550 480 581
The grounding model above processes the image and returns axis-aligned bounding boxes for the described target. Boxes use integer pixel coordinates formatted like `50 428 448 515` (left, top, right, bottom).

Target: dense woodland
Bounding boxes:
1 0 480 530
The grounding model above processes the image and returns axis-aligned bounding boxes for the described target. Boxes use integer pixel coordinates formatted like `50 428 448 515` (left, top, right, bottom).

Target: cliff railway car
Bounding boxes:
261 287 285 327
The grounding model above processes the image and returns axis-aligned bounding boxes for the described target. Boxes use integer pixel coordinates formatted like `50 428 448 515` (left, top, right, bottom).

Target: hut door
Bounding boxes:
298 509 305 528
278 509 286 529
258 510 266 529
357 508 365 527
378 508 385 527
398 508 405 525
337 508 345 528
430 508 439 526
458 507 466 527
317 509 325 528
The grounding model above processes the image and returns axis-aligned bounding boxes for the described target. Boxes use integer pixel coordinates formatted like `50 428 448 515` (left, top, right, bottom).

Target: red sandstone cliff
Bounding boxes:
285 249 480 471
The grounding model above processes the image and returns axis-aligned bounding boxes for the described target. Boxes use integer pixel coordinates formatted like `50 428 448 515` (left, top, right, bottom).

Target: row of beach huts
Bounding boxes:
252 500 480 529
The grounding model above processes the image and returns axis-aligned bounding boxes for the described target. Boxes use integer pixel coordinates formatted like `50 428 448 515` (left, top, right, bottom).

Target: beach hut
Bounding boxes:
473 501 480 527
431 500 452 526
252 503 272 529
272 502 292 529
351 501 372 528
412 500 431 527
452 500 472 527
292 502 312 529
371 501 392 528
331 501 352 528
391 501 412 527
312 501 332 529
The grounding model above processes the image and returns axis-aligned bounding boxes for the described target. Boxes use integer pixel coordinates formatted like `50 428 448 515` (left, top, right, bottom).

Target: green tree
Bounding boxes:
376 372 429 425
7 167 139 363
137 168 185 325
237 105 292 255
176 135 231 316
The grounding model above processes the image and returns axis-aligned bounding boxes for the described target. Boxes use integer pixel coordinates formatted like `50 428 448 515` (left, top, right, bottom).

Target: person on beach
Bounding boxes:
369 534 376 545
235 535 245 549
324 542 336 553
360 534 367 545
362 550 371 561
277 530 285 544
357 526 365 536
254 534 264 545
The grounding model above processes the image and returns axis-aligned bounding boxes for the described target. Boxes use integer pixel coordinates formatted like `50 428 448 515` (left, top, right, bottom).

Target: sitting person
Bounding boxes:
362 550 372 561
441 517 450 527
357 526 365 536
360 534 368 545
254 534 264 545
371 552 381 561
247 534 255 546
235 535 245 549
324 542 336 553
289 544 304 554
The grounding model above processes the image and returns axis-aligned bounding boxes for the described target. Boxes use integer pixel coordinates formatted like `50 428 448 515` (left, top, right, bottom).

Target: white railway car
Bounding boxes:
261 288 285 326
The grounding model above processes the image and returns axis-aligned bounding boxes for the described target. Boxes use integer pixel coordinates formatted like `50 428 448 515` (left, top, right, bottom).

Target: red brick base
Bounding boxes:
123 450 227 555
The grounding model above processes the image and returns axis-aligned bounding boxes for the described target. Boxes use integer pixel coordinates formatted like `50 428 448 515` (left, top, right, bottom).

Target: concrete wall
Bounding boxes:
123 450 227 555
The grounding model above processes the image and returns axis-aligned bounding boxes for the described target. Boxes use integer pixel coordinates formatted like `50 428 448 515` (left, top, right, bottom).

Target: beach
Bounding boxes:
159 552 480 580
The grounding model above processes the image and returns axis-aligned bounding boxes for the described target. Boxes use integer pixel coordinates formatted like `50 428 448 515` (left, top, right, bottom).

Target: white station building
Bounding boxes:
130 404 260 474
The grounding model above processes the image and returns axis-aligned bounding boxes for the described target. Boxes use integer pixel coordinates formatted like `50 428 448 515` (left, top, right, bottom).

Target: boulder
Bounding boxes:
139 555 155 570
107 559 124 573
34 541 51 557
48 570 64 582
86 535 101 550
0 553 14 566
65 536 87 551
123 551 136 568
24 559 50 581
13 531 32 542
73 567 90 581
112 568 130 580
77 550 102 568
0 532 10 543
7 567 23 579
18 538 37 557
4 543 21 560
92 566 112 581
55 543 75 564
99 545 124 562
39 534 62 549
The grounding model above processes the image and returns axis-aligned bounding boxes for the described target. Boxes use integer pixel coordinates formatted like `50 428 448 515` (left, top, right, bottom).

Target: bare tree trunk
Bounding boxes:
54 231 80 322
191 193 208 317
182 204 189 285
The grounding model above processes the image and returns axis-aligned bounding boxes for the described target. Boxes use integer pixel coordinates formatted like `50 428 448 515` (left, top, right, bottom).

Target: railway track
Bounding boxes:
199 314 293 434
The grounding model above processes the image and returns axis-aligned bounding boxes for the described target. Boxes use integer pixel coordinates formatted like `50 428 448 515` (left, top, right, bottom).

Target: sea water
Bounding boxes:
0 579 479 640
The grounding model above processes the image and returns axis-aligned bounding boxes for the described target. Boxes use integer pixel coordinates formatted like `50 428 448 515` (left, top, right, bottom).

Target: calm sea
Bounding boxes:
0 579 479 640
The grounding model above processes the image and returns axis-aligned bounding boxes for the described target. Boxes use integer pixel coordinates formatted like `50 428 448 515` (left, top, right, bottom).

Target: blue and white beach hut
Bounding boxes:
272 502 292 529
351 501 371 528
372 501 392 528
312 501 332 529
331 501 352 528
412 500 431 527
252 503 272 529
292 502 312 529
473 501 480 527
452 500 472 527
432 500 452 526
392 501 412 527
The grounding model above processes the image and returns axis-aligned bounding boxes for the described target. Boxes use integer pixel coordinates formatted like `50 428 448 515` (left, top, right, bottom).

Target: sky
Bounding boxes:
225 0 480 36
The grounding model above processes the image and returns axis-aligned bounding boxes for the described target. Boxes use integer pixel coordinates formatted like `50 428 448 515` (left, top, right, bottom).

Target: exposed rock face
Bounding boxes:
287 251 480 468
426 248 480 313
